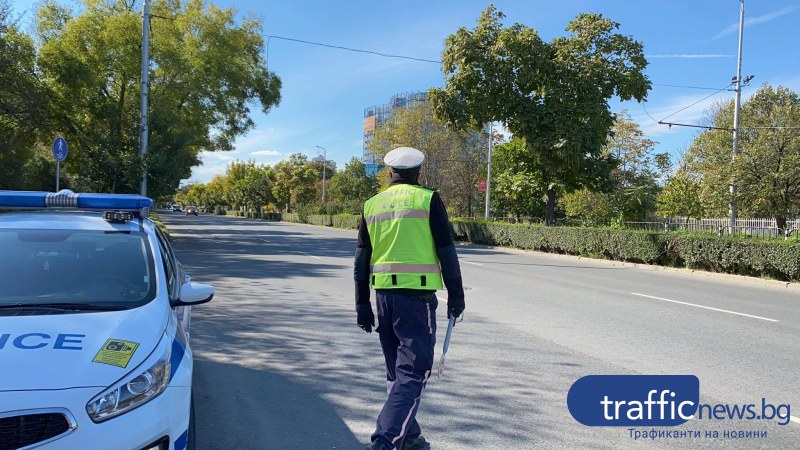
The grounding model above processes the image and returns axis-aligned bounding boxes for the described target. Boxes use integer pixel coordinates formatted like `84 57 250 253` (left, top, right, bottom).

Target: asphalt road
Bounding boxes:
160 212 800 449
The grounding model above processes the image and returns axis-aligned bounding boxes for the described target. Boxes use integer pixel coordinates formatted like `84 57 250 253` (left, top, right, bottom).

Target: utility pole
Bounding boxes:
139 0 151 197
316 146 327 203
484 122 493 219
729 0 745 233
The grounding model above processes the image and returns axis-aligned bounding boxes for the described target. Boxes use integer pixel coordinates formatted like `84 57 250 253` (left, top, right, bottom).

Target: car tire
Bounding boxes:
187 391 196 450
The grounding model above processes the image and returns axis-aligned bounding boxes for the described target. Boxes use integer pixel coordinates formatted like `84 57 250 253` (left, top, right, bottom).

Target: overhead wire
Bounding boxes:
264 35 442 64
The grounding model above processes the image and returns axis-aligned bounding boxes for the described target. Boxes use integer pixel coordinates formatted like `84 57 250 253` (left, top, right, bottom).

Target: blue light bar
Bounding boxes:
0 190 153 212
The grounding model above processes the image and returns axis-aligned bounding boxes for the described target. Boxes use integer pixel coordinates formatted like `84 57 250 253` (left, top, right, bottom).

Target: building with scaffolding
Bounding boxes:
362 91 428 176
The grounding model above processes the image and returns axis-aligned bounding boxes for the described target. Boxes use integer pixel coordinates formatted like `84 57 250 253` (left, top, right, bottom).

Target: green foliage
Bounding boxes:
451 220 664 263
28 0 280 197
332 214 361 229
368 103 489 216
327 158 379 213
273 153 318 211
281 213 303 223
0 1 52 189
306 215 333 227
687 85 800 229
431 6 650 223
670 234 800 281
490 139 544 218
656 167 704 220
218 160 275 210
451 219 800 281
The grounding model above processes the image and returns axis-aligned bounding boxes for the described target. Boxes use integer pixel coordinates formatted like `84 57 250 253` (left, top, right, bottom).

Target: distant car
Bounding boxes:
0 189 214 450
185 206 198 216
172 205 182 212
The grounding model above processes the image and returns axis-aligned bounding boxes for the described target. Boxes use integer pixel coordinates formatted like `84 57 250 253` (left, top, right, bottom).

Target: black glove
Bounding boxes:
447 297 465 321
356 303 375 333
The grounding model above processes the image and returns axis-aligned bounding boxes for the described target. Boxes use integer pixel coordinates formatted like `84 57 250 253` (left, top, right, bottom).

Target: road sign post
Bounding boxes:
52 137 68 191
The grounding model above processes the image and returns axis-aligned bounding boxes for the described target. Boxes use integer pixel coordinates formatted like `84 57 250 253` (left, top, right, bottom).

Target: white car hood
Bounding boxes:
0 300 167 391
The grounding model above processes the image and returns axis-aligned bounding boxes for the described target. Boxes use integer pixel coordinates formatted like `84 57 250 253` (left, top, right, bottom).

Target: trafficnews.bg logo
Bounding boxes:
567 375 791 427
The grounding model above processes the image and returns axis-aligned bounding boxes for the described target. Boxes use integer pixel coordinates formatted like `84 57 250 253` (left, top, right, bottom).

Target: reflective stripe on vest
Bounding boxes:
371 263 441 273
364 209 429 225
364 184 443 290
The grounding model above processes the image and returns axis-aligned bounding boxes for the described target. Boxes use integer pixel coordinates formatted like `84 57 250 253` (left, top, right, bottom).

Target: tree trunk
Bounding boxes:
776 216 787 234
546 188 556 226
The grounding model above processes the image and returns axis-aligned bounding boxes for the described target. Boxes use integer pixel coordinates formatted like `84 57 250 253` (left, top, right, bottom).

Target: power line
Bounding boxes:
652 83 729 91
265 35 442 64
659 82 733 122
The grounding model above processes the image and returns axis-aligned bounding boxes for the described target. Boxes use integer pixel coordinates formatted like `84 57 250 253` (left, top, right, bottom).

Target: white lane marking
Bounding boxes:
791 416 800 425
630 293 779 323
298 252 322 260
461 260 483 266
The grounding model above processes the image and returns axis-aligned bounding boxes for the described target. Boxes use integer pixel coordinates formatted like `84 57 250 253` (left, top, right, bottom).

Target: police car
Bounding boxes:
0 190 213 450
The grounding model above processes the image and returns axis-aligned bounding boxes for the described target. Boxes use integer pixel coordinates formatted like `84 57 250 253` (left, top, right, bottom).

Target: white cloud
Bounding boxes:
714 5 800 39
250 150 281 157
647 54 732 59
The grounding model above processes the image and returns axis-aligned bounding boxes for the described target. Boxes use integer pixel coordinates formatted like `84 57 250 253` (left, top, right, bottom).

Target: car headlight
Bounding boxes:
86 337 172 422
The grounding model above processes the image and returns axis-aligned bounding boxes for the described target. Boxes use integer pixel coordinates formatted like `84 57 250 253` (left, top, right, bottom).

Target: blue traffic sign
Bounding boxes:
53 137 68 161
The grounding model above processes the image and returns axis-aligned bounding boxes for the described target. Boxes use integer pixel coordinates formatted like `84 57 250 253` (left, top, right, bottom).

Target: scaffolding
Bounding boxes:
362 91 428 175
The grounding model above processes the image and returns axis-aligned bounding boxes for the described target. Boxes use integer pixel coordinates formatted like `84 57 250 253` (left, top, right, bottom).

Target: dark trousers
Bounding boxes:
372 292 438 449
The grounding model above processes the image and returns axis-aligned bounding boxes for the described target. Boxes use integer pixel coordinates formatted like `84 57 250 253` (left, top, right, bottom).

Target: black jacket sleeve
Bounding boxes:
354 215 372 305
429 192 465 301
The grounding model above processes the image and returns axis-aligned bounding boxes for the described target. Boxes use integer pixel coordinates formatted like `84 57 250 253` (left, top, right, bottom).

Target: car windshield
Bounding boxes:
0 229 157 309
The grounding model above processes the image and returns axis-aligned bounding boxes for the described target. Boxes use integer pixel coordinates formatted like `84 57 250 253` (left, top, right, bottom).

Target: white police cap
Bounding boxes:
384 147 424 170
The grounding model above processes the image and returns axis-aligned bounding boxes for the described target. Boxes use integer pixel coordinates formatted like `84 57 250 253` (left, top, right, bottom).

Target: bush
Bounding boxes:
261 212 281 221
451 220 664 263
450 219 800 281
307 215 333 227
281 213 303 223
670 234 800 281
332 214 361 229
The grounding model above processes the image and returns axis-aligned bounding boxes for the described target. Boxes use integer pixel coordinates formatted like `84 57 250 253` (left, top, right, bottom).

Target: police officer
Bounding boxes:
354 147 465 450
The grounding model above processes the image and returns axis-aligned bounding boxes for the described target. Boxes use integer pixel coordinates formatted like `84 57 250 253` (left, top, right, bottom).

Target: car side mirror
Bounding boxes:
175 281 214 306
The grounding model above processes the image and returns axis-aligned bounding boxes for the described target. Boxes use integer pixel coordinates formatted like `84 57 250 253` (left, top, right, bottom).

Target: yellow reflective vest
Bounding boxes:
363 184 443 290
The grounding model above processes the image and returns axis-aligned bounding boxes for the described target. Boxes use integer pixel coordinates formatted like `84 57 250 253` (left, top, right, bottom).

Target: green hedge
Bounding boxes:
281 213 303 223
332 214 361 229
451 220 800 281
307 215 333 227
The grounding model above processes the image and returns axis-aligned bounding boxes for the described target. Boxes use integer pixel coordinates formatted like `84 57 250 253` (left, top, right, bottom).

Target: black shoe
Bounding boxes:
365 440 386 450
402 436 430 450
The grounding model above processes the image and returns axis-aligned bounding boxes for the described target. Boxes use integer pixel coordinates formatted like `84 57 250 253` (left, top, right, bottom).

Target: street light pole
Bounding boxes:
316 145 327 203
485 122 493 219
729 0 745 233
139 0 151 197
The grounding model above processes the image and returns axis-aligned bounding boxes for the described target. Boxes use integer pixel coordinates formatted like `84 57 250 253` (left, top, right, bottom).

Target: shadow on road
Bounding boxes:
193 360 362 450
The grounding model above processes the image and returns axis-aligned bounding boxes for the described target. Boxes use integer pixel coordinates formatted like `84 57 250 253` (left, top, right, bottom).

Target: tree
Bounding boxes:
563 113 669 223
327 158 379 213
656 167 703 222
272 153 317 211
368 103 488 216
431 6 650 224
0 0 51 189
489 139 545 219
687 85 800 230
34 0 281 198
219 160 274 210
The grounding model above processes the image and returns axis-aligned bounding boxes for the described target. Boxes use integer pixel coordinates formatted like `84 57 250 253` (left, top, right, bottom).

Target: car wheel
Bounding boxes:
187 391 196 450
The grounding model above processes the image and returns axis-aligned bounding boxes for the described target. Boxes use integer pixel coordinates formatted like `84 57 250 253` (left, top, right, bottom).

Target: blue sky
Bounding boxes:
11 0 800 184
